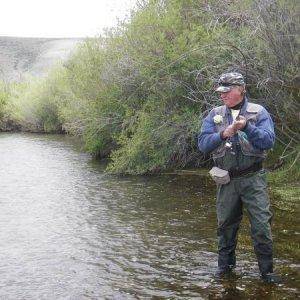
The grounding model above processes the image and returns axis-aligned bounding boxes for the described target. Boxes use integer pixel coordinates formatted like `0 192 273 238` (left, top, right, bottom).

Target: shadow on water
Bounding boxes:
0 133 299 299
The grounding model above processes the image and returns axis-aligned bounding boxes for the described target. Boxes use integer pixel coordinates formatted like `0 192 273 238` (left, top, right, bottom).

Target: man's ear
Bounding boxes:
239 85 246 95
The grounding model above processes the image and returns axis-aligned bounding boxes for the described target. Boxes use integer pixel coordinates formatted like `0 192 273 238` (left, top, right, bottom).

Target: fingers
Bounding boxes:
229 128 238 136
233 115 246 130
236 115 246 121
233 119 246 130
223 125 237 138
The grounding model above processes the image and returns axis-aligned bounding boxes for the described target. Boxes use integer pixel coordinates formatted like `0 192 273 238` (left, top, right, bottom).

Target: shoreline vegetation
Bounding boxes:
0 1 298 187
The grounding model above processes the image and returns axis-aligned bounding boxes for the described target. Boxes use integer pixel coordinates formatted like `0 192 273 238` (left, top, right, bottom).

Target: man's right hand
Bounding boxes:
221 125 237 139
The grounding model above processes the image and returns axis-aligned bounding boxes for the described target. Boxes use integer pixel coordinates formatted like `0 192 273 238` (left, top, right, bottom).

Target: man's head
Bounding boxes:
216 72 246 108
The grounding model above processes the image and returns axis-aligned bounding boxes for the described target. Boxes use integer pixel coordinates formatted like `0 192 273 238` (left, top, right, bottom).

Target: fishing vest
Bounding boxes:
211 102 267 160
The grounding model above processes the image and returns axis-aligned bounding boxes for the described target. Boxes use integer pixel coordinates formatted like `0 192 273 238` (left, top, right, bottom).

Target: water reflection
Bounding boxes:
0 133 298 299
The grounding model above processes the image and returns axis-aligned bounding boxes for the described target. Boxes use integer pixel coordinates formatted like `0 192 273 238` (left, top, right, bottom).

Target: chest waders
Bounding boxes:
215 148 273 276
211 104 274 276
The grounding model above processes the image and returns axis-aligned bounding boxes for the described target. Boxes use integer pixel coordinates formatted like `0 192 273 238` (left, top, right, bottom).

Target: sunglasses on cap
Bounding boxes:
218 82 241 87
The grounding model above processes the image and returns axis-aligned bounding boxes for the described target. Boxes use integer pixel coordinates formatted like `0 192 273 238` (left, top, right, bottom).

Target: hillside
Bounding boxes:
0 36 83 81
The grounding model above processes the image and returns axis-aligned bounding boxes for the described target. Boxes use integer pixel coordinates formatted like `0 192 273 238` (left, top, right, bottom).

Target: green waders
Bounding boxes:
215 143 273 275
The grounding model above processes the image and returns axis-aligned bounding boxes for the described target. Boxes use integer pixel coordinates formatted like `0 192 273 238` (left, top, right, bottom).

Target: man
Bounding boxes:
198 72 281 283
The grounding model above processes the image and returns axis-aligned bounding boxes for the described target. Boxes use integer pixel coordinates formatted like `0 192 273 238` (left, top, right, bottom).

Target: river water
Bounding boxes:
0 133 299 299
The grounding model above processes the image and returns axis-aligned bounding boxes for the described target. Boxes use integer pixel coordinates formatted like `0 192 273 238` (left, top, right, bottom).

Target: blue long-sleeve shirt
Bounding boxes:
198 101 275 154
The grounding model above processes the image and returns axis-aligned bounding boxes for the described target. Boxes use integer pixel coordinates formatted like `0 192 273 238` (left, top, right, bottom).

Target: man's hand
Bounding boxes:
233 115 247 130
221 116 247 139
221 124 237 139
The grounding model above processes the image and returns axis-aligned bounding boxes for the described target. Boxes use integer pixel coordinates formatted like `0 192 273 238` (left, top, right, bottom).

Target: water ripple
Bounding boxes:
0 133 298 299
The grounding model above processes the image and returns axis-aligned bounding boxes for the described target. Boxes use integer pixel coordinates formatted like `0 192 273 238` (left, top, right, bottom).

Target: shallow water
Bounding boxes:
0 133 299 299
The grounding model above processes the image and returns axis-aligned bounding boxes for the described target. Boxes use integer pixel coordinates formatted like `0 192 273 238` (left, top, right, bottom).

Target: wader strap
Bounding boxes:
229 162 263 178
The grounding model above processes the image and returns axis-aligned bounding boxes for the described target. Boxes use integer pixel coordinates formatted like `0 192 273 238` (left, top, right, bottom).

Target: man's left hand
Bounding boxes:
233 115 247 130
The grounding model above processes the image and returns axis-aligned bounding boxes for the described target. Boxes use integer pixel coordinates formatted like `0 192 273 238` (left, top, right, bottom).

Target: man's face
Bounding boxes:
219 86 243 108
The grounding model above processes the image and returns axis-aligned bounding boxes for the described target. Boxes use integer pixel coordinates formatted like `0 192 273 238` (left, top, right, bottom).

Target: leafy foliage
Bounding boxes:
1 0 299 174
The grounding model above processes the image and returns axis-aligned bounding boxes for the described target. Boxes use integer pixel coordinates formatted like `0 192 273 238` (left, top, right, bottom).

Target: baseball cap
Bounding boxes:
216 72 245 92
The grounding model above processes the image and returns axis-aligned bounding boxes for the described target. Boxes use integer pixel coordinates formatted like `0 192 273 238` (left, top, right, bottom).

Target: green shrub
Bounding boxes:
9 68 65 132
0 82 9 119
3 0 298 175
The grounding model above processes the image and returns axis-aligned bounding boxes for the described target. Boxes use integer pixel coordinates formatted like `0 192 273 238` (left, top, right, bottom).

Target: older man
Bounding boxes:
198 72 281 283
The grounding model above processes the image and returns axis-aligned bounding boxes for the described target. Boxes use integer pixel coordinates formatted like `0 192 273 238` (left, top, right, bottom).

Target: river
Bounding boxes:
0 133 299 299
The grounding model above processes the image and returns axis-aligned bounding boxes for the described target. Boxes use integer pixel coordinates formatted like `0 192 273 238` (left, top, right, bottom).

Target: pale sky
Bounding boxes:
0 0 137 38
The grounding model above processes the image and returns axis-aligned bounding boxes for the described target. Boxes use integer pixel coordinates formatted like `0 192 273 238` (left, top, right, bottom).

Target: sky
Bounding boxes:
0 0 137 38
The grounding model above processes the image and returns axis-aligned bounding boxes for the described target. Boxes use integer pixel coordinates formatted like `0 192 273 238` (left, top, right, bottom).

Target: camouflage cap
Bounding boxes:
216 72 245 92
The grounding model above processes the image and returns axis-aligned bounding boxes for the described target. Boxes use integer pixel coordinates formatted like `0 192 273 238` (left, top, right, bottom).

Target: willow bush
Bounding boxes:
8 68 66 133
0 82 9 120
4 0 299 175
0 81 21 131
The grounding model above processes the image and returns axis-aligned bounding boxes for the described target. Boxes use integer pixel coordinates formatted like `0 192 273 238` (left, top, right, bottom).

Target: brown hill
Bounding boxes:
0 36 83 82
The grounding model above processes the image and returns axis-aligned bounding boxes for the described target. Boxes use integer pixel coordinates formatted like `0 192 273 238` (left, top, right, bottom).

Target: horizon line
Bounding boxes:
0 34 96 40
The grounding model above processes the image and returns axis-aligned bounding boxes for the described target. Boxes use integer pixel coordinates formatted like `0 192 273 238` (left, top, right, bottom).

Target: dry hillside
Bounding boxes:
0 36 83 81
